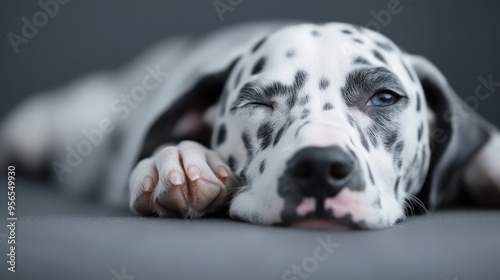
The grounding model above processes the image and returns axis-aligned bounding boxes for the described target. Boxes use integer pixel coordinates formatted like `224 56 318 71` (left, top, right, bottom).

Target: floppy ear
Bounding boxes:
136 23 292 160
404 54 500 209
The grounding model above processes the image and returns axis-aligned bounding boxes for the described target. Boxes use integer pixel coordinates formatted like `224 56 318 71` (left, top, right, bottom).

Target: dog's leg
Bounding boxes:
463 133 500 207
129 140 236 218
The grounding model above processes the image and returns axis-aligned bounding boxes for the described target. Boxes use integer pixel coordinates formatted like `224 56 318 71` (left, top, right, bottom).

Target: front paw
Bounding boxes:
129 141 236 218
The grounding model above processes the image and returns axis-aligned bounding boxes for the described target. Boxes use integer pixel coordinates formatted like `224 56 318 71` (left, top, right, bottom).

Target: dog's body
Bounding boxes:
2 22 500 229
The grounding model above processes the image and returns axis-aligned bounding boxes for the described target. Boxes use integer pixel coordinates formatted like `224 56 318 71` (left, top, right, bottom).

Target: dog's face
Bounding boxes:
211 23 431 229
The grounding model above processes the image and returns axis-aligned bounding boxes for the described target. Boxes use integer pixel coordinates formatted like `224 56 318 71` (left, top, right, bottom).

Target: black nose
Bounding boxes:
286 146 359 198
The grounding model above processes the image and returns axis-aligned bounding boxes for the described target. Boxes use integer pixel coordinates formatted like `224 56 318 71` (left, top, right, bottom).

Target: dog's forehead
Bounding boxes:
255 23 402 74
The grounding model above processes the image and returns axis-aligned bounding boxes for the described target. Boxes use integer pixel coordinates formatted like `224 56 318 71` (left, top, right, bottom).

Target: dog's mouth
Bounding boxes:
287 217 351 230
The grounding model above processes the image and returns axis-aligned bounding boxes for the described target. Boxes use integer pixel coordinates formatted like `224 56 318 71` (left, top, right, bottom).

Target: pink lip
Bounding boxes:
288 218 351 230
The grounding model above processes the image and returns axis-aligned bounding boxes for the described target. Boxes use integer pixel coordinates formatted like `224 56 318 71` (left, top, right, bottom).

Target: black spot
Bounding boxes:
366 162 375 185
395 141 404 153
216 124 227 146
351 24 365 33
367 128 378 147
259 160 266 174
397 160 403 170
323 102 333 110
219 89 229 116
384 130 398 151
286 49 296 58
239 170 248 185
412 150 418 164
228 155 238 172
295 121 310 137
394 176 401 199
375 41 393 51
257 122 273 150
357 127 370 152
319 78 330 91
252 37 267 53
299 95 310 106
394 141 404 162
347 115 356 127
346 146 358 162
353 38 364 44
234 68 243 89
406 178 413 192
341 29 352 34
353 56 371 66
421 148 427 168
416 94 421 111
402 60 415 83
417 123 423 141
242 132 253 162
273 119 293 146
311 30 321 37
300 109 310 120
372 50 386 64
252 57 266 75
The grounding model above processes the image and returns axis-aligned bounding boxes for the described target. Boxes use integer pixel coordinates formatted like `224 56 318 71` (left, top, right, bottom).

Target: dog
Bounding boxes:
2 22 500 229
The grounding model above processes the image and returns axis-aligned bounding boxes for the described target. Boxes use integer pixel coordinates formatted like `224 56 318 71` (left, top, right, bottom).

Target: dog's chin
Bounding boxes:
287 218 352 230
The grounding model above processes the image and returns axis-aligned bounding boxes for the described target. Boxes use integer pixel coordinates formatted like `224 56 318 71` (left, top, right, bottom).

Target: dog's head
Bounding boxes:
209 23 429 229
143 22 493 229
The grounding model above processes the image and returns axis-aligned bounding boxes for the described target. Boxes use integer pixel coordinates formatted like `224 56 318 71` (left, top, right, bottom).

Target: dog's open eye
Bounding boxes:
368 91 401 106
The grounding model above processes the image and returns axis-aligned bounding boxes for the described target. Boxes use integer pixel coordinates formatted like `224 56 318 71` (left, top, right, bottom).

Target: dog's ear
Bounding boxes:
404 54 498 209
139 56 241 158
137 23 288 160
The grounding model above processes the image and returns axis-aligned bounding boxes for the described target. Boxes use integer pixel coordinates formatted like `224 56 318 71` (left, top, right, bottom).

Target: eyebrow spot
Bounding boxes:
373 50 386 64
234 68 243 89
216 124 227 146
300 108 310 119
252 57 266 75
299 95 310 106
353 38 364 44
251 37 267 53
259 159 266 174
311 30 321 37
353 57 371 66
319 78 330 91
286 49 296 58
375 41 393 51
257 122 273 150
323 102 333 110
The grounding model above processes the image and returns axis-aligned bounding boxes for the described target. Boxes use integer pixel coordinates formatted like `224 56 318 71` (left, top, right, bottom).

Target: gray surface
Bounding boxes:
1 182 500 280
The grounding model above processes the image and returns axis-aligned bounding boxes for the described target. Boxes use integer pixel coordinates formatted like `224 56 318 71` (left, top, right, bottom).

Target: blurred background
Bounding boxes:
1 0 500 125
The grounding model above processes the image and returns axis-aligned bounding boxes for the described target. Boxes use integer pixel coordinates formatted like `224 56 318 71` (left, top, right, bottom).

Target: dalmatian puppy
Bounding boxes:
2 22 499 229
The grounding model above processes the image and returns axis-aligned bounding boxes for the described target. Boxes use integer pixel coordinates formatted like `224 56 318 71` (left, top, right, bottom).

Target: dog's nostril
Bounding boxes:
329 161 352 180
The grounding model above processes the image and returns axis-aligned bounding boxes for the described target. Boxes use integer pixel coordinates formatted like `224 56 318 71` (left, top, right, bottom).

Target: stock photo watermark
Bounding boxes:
213 0 244 22
51 65 169 182
282 235 340 280
7 0 71 54
6 165 17 273
110 267 136 280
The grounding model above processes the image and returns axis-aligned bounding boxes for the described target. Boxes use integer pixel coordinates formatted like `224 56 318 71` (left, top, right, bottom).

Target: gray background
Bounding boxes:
1 1 500 280
1 0 500 125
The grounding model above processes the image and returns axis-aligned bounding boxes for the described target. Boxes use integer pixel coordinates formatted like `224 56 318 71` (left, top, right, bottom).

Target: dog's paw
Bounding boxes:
129 140 236 218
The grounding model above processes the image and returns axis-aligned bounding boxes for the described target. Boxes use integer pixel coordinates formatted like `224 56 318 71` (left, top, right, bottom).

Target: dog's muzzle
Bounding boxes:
277 146 366 229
